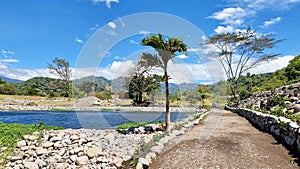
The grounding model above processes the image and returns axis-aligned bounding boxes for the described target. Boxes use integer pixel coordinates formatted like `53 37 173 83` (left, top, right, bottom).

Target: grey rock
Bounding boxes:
28 135 38 141
54 163 67 169
172 129 184 136
138 157 150 167
136 162 143 169
76 156 89 165
16 140 26 148
86 147 101 158
70 135 80 141
151 146 163 154
74 147 84 154
54 142 63 148
50 136 63 142
42 142 54 148
70 155 77 162
36 148 48 156
23 162 39 169
10 156 23 162
289 104 300 113
35 158 46 167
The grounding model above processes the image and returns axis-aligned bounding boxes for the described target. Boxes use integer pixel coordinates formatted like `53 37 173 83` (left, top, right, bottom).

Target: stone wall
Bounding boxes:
225 106 300 152
239 83 300 113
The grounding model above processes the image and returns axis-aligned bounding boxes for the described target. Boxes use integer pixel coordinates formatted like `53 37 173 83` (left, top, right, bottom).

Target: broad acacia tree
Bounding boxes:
204 27 282 100
48 58 72 97
141 33 187 133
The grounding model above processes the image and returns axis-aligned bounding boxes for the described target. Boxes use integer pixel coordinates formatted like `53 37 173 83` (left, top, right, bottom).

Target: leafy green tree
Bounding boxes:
204 27 282 100
95 91 112 100
141 33 187 132
0 81 17 95
48 58 72 97
198 85 211 107
127 55 163 105
285 55 300 82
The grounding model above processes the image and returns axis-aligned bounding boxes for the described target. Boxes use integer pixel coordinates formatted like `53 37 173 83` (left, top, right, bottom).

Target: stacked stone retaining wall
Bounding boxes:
225 106 300 152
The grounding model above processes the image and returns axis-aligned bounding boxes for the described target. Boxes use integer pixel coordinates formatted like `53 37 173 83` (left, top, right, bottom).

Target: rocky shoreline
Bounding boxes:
1 109 208 169
4 129 156 169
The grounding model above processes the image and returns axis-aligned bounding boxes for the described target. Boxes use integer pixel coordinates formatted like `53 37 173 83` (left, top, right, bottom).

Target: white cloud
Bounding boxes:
1 49 14 55
75 37 83 44
92 0 119 9
96 60 135 79
106 30 117 36
248 55 295 74
261 17 281 27
89 24 100 31
0 67 57 81
245 0 300 10
118 17 125 27
107 22 117 29
201 35 207 41
214 25 234 34
1 59 20 63
129 40 138 44
177 54 188 59
139 30 151 35
209 7 250 26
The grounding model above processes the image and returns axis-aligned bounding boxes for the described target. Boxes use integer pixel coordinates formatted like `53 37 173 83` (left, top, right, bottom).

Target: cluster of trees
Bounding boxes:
0 78 17 95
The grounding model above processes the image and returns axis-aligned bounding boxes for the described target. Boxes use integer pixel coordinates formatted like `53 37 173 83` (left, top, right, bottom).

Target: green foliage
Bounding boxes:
95 91 112 100
0 82 17 95
15 77 67 97
48 58 72 97
239 90 252 100
265 94 286 111
182 88 200 106
286 55 300 82
115 121 162 130
170 89 181 102
0 122 63 164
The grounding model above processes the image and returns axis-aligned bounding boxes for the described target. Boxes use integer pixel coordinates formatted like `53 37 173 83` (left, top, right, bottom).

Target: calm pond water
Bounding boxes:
0 111 193 129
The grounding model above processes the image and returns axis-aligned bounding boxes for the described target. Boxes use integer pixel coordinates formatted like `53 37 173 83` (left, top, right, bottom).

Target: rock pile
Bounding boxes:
239 83 300 113
6 129 154 169
117 124 164 135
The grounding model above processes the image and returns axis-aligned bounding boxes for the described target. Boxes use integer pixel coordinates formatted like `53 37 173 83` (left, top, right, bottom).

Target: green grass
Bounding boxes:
0 122 63 165
49 108 72 111
115 121 163 130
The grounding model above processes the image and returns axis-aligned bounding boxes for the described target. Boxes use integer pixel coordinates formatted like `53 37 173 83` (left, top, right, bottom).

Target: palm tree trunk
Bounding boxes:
164 70 170 133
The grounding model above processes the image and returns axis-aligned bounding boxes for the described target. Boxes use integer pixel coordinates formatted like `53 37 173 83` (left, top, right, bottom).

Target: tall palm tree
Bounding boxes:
141 33 187 133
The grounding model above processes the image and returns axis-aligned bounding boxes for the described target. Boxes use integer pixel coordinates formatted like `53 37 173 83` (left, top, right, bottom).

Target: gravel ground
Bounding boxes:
150 109 299 169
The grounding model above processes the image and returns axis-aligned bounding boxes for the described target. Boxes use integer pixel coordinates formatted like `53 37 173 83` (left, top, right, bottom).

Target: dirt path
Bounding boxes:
150 109 299 169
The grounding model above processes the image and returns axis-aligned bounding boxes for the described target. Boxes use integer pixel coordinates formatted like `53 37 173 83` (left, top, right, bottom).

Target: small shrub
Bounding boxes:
239 90 252 100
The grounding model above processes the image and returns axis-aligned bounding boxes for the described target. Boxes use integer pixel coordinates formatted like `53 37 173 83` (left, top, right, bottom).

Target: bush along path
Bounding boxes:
149 109 298 169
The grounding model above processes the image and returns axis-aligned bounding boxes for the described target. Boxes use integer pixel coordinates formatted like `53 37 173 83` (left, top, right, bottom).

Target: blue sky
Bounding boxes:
0 0 300 82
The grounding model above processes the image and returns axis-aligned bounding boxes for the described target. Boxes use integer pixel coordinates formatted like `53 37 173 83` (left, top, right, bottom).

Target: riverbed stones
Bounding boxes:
8 129 155 168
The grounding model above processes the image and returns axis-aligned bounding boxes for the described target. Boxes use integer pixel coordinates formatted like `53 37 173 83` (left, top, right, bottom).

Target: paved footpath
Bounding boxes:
150 109 299 169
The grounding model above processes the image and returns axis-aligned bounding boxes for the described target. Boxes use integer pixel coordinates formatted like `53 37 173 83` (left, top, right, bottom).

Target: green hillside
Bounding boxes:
14 77 67 97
